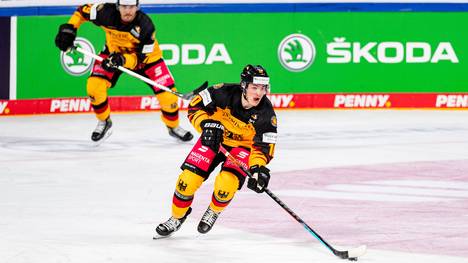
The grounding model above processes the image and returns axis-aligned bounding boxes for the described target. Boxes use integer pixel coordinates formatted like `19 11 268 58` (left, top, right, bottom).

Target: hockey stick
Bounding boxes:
218 145 367 261
72 46 207 100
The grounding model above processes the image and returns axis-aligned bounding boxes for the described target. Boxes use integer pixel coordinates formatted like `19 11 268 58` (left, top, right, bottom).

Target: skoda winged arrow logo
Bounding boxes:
60 37 95 76
278 34 316 72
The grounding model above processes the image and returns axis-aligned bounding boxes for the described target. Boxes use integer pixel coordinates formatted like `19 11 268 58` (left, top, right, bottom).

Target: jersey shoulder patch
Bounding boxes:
199 89 213 106
90 3 104 20
262 132 278 144
142 43 154 54
270 115 277 127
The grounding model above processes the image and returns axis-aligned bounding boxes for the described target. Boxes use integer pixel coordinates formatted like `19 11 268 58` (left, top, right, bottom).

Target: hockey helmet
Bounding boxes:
117 0 139 6
240 64 270 91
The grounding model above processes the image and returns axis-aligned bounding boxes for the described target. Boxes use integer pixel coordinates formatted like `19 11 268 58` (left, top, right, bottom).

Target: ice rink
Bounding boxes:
1 110 468 263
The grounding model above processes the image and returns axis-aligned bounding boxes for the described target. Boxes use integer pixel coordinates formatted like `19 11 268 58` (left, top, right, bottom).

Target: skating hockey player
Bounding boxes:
54 0 193 143
155 65 277 236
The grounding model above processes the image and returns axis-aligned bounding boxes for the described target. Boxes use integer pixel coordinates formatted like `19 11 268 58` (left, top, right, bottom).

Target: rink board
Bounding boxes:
1 93 468 116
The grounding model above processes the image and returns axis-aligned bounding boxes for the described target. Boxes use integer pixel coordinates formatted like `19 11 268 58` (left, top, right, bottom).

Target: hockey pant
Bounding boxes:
87 54 180 127
171 139 250 219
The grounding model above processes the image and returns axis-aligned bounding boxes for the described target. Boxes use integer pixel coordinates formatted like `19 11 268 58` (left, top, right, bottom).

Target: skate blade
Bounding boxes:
92 128 113 147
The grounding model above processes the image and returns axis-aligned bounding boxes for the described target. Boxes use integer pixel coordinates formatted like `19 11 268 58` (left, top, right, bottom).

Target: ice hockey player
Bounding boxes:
54 0 193 143
155 64 278 237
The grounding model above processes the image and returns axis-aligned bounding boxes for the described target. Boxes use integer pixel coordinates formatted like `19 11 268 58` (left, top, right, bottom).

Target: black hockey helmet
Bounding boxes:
240 64 270 91
117 0 139 7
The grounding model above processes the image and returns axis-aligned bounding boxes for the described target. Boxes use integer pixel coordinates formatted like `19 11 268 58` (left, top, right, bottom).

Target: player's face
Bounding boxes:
119 5 138 23
244 83 268 108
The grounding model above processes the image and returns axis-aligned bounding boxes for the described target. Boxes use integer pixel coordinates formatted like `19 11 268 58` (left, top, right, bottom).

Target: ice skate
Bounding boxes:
91 117 113 144
154 207 192 238
197 206 220 234
168 126 193 142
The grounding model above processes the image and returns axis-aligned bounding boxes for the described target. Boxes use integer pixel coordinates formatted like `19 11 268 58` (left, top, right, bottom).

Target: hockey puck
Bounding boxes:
348 257 358 261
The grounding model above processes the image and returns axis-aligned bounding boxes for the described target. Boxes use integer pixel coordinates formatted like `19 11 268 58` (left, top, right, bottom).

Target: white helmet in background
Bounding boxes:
117 0 139 7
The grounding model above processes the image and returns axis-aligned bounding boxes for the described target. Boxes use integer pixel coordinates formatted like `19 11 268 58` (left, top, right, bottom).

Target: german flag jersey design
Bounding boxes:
188 83 278 167
67 3 162 69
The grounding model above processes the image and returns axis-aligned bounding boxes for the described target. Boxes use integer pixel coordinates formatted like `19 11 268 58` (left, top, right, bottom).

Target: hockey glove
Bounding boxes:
247 165 270 193
200 120 224 152
102 52 125 72
55 23 77 52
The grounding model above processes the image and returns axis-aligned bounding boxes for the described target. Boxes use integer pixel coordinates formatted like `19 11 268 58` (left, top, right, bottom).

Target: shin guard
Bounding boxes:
172 169 204 219
87 76 111 121
156 90 180 128
210 170 239 213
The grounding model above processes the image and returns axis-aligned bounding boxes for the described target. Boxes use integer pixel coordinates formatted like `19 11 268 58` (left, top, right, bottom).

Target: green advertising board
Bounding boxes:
17 12 468 99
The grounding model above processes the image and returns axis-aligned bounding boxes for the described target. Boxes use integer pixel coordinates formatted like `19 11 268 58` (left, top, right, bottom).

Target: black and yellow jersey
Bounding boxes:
188 83 278 167
67 3 163 69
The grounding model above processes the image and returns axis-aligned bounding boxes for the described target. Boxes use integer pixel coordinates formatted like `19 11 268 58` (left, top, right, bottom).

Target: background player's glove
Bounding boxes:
55 23 77 52
102 52 125 72
247 165 270 193
200 120 224 152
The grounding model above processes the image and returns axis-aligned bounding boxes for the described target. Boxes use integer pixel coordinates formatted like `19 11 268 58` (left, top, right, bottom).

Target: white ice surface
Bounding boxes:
1 110 468 263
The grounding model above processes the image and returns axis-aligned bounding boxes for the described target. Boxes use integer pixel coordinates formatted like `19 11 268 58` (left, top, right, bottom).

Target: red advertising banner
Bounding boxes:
1 93 468 116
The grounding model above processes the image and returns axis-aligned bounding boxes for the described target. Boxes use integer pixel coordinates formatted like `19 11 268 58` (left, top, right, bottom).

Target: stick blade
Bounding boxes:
347 245 367 258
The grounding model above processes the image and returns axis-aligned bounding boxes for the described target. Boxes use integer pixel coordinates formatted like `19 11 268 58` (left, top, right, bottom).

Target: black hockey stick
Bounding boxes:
219 145 367 261
72 46 207 100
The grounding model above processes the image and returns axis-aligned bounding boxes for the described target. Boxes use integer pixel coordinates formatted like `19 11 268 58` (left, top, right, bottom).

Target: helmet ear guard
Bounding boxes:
241 81 247 89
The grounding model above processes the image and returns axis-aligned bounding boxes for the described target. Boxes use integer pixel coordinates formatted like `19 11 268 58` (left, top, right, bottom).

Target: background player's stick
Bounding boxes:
72 46 207 100
218 145 367 261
